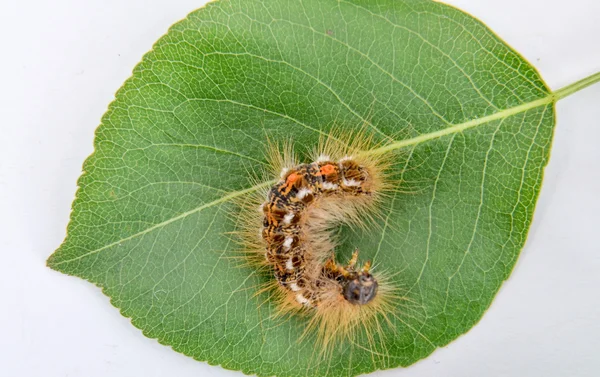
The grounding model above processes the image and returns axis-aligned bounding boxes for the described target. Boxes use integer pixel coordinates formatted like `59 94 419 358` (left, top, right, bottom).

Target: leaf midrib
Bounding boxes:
365 94 552 157
49 72 600 267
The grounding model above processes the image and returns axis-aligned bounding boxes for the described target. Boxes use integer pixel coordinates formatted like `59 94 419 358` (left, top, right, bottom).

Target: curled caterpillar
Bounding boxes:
262 155 379 307
237 131 398 351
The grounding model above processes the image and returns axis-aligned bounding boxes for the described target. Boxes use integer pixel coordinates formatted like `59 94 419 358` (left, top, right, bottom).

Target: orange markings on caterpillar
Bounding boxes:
319 164 336 175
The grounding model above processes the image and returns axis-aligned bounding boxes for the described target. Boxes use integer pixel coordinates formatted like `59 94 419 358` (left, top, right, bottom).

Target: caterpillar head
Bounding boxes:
342 271 378 305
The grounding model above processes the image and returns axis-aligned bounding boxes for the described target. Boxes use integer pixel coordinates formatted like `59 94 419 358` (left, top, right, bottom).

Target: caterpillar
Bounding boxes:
236 130 399 353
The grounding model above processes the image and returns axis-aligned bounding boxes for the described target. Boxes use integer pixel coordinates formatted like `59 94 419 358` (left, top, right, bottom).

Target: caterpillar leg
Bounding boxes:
346 249 359 269
324 249 372 276
344 249 371 274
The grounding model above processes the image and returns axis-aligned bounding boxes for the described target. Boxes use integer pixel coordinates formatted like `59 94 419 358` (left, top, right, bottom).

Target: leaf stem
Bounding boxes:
365 70 600 157
552 71 600 100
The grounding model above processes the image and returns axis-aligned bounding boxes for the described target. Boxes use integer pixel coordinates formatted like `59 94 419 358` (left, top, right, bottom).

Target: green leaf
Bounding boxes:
46 0 599 376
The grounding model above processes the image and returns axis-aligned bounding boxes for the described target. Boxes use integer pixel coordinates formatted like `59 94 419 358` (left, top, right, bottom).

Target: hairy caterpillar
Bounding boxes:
236 130 401 353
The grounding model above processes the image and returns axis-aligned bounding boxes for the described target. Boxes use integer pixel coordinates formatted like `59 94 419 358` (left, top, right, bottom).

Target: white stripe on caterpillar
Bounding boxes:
343 178 361 187
316 154 331 162
283 236 293 250
283 212 295 225
296 187 312 199
279 167 290 179
321 181 339 191
296 294 309 305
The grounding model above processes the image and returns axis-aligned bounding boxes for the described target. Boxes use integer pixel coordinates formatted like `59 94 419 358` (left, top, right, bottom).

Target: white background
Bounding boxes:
1 0 599 376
